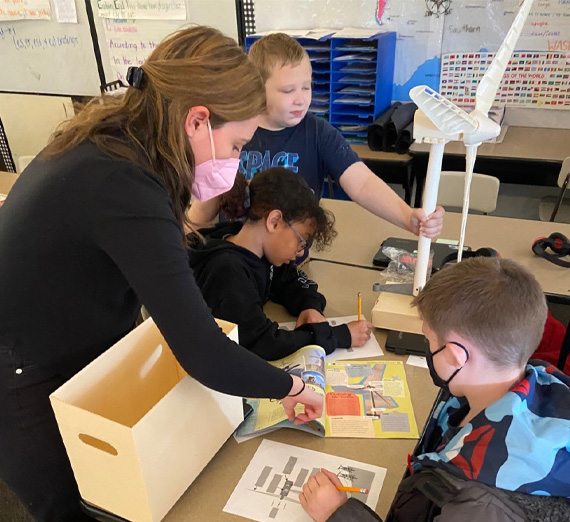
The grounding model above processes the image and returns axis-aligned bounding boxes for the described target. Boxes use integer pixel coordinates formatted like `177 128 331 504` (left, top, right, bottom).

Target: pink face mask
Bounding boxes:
191 121 240 202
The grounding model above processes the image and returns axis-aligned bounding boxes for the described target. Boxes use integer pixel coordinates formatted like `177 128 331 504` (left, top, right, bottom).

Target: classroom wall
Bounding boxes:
0 0 239 169
253 0 570 129
0 93 75 171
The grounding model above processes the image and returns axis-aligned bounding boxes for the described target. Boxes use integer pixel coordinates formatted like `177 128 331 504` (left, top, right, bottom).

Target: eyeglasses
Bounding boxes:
284 218 313 251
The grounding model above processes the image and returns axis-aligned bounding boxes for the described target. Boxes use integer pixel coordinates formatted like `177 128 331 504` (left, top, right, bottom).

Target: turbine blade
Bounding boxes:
476 0 534 115
410 85 478 136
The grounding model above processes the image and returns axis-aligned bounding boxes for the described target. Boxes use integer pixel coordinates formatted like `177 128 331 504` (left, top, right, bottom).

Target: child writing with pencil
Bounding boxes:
188 167 372 361
300 257 570 522
188 33 444 246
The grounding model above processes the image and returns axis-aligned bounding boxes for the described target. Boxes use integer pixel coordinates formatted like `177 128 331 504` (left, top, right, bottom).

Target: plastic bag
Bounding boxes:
377 246 433 285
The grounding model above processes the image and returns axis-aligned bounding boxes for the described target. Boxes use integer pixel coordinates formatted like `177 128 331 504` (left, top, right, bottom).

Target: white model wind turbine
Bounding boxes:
371 0 534 332
409 0 534 295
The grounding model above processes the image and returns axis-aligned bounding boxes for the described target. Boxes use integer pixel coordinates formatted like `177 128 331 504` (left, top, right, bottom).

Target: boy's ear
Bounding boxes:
184 106 210 138
447 340 470 368
266 209 283 233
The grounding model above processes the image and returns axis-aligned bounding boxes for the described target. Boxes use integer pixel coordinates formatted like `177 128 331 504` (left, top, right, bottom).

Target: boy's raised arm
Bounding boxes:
339 162 444 239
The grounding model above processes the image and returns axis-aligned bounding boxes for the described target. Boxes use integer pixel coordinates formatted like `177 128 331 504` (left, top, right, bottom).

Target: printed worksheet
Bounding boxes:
224 440 386 522
279 315 384 361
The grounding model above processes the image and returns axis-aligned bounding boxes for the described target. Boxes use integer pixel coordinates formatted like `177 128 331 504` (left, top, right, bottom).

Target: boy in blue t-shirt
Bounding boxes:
188 33 444 241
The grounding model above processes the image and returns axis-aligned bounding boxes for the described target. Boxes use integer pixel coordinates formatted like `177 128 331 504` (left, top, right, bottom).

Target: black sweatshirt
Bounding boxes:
0 141 291 398
188 222 351 360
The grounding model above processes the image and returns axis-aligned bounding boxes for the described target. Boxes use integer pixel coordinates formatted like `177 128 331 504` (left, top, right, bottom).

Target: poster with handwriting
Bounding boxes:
0 0 51 21
100 18 186 82
96 0 186 21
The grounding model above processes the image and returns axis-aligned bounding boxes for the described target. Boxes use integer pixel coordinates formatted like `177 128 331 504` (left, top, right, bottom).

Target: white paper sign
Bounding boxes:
406 355 428 369
53 0 77 23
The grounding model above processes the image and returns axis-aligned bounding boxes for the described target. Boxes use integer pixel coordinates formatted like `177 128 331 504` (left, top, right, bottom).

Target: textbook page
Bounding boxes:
235 345 327 438
325 360 419 439
279 315 384 361
224 439 386 522
235 354 418 440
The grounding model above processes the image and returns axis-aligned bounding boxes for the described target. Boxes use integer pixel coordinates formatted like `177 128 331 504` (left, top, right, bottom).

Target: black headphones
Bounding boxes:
439 247 500 270
532 233 570 268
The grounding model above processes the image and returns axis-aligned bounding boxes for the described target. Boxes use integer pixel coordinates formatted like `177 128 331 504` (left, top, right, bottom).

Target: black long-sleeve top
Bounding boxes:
0 141 291 398
188 222 351 360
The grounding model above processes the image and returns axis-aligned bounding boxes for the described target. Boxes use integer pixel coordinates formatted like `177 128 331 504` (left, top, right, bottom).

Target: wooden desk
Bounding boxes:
410 126 570 163
314 199 570 300
350 144 414 205
163 261 438 522
409 126 570 207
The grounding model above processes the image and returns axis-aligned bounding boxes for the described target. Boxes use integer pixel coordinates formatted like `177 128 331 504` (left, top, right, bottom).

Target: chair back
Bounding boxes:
557 157 570 189
437 171 500 214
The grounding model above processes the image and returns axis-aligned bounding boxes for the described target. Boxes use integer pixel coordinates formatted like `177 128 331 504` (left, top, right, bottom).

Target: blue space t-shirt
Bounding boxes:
239 113 360 198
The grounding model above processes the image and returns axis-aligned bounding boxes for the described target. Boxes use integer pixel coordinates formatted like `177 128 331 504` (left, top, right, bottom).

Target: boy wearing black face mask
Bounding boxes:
300 257 570 522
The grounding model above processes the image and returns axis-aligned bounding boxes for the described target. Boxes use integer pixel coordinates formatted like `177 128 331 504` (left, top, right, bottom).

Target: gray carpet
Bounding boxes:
0 482 33 522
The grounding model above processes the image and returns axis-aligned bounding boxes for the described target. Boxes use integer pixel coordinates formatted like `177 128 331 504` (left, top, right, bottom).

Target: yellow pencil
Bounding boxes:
336 485 369 494
357 291 362 321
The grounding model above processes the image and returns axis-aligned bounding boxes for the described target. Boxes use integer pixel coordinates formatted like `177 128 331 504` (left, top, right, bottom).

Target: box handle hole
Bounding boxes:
78 434 118 456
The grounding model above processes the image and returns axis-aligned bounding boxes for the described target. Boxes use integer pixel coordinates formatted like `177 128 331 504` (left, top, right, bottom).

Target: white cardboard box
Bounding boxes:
0 170 18 207
50 317 244 522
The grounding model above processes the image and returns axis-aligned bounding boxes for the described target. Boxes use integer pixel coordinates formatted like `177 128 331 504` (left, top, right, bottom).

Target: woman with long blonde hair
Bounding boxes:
0 26 321 521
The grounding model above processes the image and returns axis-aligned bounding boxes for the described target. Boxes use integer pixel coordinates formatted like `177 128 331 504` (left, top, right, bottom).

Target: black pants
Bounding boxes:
0 346 94 521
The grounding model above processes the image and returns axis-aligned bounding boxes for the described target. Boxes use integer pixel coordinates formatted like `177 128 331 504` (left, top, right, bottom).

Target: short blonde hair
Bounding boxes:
248 33 310 83
412 257 547 368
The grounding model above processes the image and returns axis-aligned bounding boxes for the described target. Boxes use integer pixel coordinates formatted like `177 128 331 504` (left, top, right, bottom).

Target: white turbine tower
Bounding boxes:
410 0 534 295
371 0 535 333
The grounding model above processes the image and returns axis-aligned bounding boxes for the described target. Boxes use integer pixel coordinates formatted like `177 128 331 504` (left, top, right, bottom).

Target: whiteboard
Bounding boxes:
92 0 239 85
0 0 239 96
0 0 102 96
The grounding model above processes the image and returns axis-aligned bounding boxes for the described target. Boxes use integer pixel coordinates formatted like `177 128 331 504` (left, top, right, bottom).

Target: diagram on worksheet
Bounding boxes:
223 440 386 522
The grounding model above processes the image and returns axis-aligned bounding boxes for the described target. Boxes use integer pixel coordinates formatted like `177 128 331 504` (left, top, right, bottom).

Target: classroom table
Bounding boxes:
313 199 570 300
163 260 438 522
409 126 570 207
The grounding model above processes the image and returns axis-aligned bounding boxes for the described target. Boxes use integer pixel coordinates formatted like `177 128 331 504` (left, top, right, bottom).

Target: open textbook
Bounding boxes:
236 345 418 439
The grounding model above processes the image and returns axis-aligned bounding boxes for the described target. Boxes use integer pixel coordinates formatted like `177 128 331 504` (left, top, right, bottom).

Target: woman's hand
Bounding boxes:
296 309 327 328
281 376 323 425
409 206 445 238
300 469 348 522
346 320 373 347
